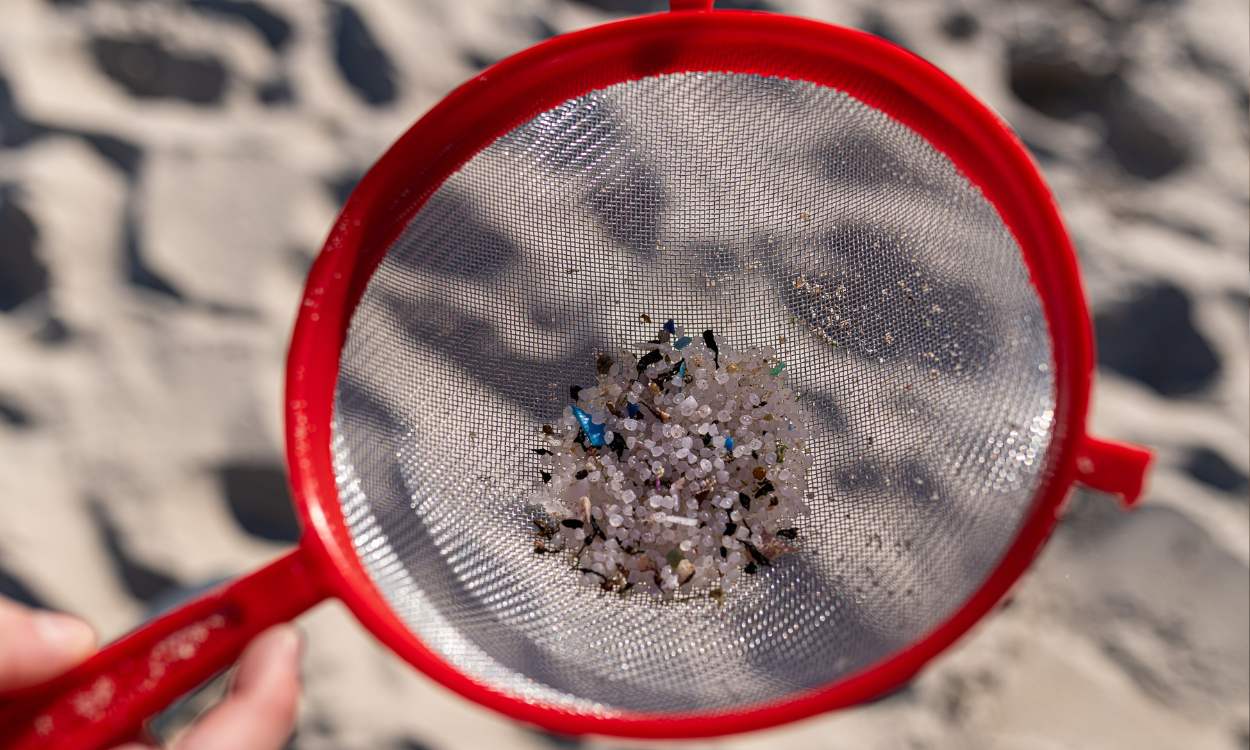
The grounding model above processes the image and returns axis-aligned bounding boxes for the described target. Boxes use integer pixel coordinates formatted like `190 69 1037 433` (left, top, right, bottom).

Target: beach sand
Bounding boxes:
1 1 1246 747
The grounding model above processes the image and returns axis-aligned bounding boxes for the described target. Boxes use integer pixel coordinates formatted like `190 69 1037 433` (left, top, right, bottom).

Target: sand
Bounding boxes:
0 0 1246 748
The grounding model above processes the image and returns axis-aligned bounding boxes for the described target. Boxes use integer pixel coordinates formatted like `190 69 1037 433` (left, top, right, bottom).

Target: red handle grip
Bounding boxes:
0 548 328 750
1074 435 1153 508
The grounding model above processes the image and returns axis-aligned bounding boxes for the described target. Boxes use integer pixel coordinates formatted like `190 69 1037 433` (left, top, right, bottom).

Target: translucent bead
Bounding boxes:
678 395 698 416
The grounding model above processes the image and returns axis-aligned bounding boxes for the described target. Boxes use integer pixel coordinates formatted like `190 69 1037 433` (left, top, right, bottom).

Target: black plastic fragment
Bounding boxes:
743 540 771 567
637 349 663 374
609 432 628 458
702 329 719 366
578 567 608 581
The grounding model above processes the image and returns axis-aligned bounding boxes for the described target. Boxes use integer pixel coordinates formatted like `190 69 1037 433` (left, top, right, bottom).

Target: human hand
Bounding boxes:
0 596 301 750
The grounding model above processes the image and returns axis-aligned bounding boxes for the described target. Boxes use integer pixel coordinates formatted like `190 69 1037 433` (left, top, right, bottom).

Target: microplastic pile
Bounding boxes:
529 320 810 599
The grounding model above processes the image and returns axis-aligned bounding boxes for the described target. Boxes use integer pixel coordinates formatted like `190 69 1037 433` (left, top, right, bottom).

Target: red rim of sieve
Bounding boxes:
0 3 1153 747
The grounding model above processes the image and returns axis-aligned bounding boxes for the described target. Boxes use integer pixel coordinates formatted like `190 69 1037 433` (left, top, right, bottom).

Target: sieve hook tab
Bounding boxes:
670 0 715 11
1074 435 1153 508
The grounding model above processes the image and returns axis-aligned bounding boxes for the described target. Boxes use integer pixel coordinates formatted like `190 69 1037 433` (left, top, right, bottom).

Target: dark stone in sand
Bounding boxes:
0 188 48 312
330 3 397 106
190 0 293 52
0 564 45 608
89 35 228 105
218 462 301 543
1183 447 1249 496
1095 283 1219 396
89 500 183 604
0 393 33 428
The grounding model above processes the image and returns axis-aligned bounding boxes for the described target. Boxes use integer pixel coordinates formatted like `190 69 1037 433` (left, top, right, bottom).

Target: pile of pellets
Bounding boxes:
529 320 810 598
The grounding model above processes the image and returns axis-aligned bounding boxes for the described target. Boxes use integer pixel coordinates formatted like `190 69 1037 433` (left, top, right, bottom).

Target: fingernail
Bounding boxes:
266 626 303 688
269 625 302 662
32 612 96 656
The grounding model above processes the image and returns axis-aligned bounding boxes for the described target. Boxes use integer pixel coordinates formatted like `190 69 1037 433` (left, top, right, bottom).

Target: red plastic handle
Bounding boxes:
0 548 328 750
1074 435 1153 508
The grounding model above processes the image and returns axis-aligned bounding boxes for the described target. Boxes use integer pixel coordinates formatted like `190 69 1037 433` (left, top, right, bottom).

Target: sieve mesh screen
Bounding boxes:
331 72 1055 716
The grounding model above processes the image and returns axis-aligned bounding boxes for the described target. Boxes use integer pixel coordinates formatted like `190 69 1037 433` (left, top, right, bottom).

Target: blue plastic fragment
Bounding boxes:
663 319 676 334
674 336 692 349
676 361 687 381
626 402 642 418
571 405 606 447
725 436 735 451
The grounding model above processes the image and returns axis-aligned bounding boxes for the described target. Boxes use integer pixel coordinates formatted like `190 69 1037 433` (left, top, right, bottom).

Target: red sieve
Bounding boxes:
0 3 1153 747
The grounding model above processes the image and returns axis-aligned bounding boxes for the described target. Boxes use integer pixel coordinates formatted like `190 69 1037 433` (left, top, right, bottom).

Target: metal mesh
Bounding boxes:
331 72 1055 716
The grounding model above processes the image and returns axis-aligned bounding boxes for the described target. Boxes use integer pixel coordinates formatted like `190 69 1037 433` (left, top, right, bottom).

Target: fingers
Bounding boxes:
172 625 302 750
0 597 97 691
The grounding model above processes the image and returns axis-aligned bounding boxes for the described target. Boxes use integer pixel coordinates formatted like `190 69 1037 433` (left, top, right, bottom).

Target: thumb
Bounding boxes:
0 597 97 691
